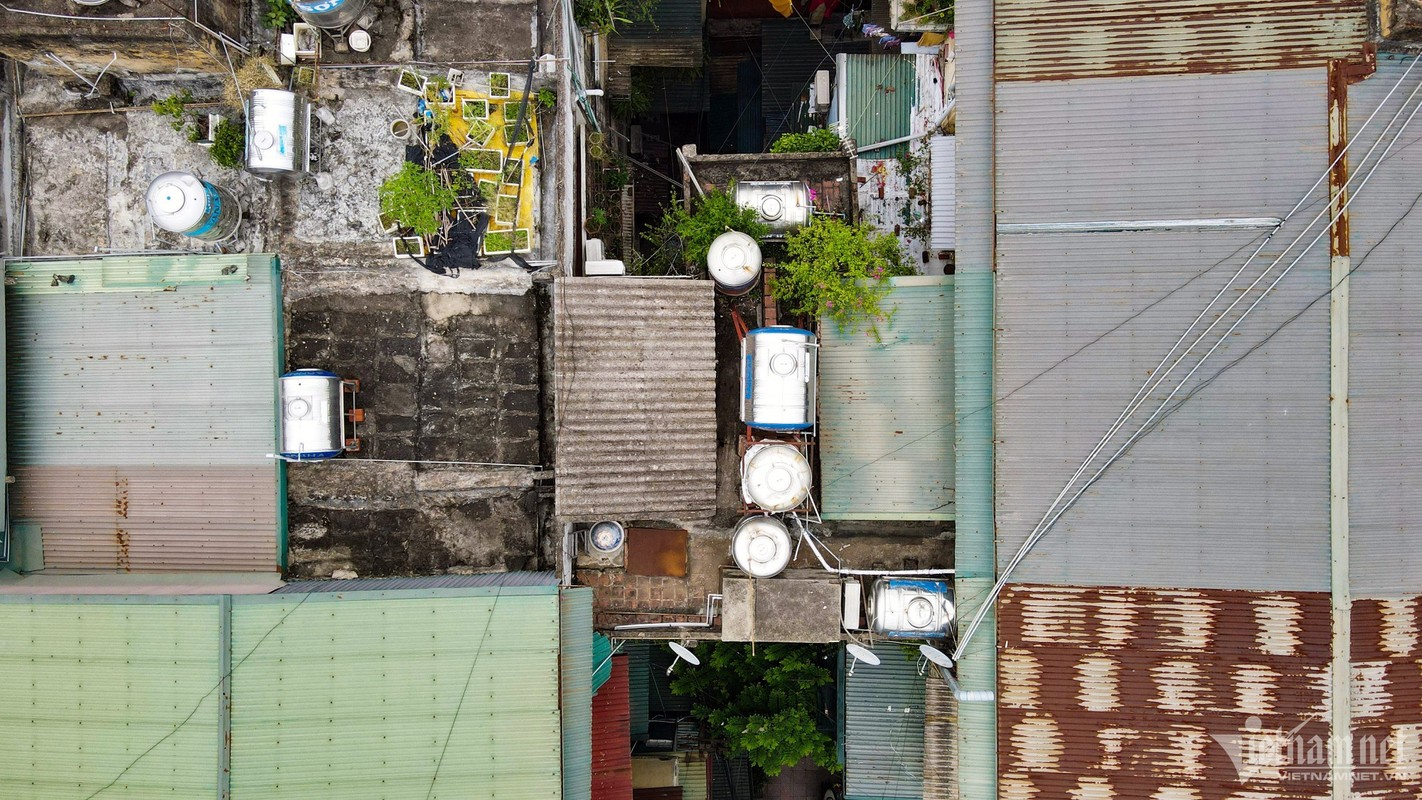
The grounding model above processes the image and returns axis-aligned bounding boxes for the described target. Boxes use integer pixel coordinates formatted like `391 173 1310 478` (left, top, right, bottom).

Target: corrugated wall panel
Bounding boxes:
844 642 925 800
929 135 955 251
229 589 564 800
994 0 1368 81
6 254 280 572
999 585 1332 799
0 599 221 800
677 752 708 800
759 20 869 145
626 642 651 741
997 69 1329 223
1351 596 1422 798
553 279 717 522
841 54 916 159
820 276 954 520
1347 54 1422 599
563 587 595 800
592 655 633 800
994 70 1332 591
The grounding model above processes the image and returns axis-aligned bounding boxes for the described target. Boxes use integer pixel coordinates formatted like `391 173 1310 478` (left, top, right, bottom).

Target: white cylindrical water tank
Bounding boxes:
247 89 310 175
278 369 344 460
741 444 812 513
868 578 955 639
706 230 762 295
731 516 793 578
145 171 242 242
288 0 370 28
740 326 817 432
733 181 813 235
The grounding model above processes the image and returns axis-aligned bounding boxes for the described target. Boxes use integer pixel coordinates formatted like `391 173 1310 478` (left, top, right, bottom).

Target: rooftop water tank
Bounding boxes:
732 516 793 578
869 578 954 639
734 181 812 235
588 521 625 555
741 326 817 432
247 89 311 175
278 369 344 460
741 444 812 513
706 230 762 295
288 0 370 28
145 171 241 242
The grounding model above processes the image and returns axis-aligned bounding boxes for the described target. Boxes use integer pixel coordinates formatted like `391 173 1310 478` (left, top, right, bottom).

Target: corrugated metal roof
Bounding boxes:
819 276 955 520
677 752 708 800
0 599 221 800
275 571 558 592
229 589 566 799
994 69 1332 591
553 278 717 522
563 588 595 800
998 584 1331 799
994 0 1369 82
928 135 955 251
839 54 916 159
605 0 703 98
760 20 870 145
1346 54 1422 600
1351 596 1422 797
922 676 955 800
626 642 651 741
5 253 280 572
843 642 925 800
592 655 633 800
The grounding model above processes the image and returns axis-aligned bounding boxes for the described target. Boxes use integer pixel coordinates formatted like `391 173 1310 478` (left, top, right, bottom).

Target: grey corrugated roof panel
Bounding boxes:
1347 54 1422 599
275 571 559 593
553 278 718 522
844 641 925 800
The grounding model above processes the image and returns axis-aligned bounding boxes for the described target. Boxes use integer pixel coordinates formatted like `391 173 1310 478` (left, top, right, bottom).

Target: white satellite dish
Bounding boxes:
919 644 994 703
919 643 953 670
667 641 700 675
845 643 880 676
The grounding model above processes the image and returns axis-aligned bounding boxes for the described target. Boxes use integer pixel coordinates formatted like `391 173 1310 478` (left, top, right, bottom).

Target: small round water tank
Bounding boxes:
145 171 241 242
278 369 343 460
733 181 813 235
706 231 762 295
741 444 812 512
741 326 817 431
247 89 308 175
588 521 625 555
289 0 371 28
732 516 793 578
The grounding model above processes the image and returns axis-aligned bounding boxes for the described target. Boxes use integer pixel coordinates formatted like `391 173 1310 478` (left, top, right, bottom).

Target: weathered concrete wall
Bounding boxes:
0 1 245 76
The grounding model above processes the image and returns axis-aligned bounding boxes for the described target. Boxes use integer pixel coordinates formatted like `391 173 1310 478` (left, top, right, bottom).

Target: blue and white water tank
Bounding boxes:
246 89 311 175
288 0 370 28
868 578 954 638
279 369 344 460
145 171 241 242
741 326 817 432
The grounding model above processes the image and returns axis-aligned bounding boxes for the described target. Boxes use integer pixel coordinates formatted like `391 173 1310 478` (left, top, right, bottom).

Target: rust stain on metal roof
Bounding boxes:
1000 585 1330 798
995 0 1368 81
1352 597 1422 797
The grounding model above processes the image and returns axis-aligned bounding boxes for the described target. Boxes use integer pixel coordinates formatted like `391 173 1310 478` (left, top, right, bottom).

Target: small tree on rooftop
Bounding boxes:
770 217 916 335
770 128 843 154
640 187 770 275
378 162 458 237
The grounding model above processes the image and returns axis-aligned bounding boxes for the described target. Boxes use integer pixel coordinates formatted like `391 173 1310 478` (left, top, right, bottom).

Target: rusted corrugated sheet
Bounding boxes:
553 278 717 522
994 0 1368 81
923 673 957 800
593 655 634 800
1351 597 1422 797
999 585 1332 798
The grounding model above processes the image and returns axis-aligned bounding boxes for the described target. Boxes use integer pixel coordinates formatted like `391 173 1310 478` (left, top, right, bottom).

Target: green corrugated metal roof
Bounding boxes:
841 54 916 159
560 588 593 800
820 276 954 520
843 642 926 800
0 599 221 799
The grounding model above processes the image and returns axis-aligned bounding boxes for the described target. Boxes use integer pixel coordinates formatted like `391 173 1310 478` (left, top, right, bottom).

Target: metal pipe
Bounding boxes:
613 594 721 630
795 518 956 576
675 146 706 199
853 98 956 154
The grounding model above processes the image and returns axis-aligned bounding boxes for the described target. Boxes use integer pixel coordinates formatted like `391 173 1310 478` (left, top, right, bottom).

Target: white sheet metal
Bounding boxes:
929 135 955 250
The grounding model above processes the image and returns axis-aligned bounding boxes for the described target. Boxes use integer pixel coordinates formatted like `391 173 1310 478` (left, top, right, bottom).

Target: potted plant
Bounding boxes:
465 118 496 147
501 158 523 187
489 72 510 99
459 148 503 175
392 236 426 258
396 68 426 97
462 98 489 120
494 193 519 227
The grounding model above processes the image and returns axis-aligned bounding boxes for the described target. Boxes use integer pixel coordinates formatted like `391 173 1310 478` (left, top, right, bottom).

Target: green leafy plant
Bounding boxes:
462 98 489 120
494 193 520 226
902 0 954 27
152 90 194 133
572 0 659 33
378 162 458 236
484 228 530 254
536 87 556 110
671 643 840 777
770 128 844 154
643 187 770 275
459 148 503 173
896 146 932 240
501 158 523 186
586 207 609 232
489 72 510 98
262 0 298 28
209 119 246 170
771 217 915 334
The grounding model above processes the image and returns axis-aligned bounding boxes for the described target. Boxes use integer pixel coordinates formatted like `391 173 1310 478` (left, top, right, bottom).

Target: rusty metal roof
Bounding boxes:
994 0 1369 82
1351 597 1422 797
553 278 717 522
999 584 1331 798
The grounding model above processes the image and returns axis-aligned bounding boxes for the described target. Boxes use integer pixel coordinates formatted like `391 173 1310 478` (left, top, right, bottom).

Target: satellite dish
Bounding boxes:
667 641 700 675
919 644 953 670
917 644 992 703
845 643 880 676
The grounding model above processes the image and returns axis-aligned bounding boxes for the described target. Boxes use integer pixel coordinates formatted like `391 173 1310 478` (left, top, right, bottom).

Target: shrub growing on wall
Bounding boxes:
770 217 915 334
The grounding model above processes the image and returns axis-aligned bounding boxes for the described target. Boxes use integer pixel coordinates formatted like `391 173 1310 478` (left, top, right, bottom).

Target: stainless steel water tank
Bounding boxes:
734 181 813 235
288 0 370 28
731 516 793 578
278 369 344 460
869 578 954 638
706 230 762 295
741 444 812 513
144 171 241 242
246 89 310 175
741 326 817 432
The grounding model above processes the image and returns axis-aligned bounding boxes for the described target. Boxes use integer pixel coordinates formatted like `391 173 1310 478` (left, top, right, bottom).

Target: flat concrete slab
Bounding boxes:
721 571 843 643
420 0 539 65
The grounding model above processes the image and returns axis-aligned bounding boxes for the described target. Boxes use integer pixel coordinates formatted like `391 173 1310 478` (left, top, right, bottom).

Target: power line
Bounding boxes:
424 587 503 800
